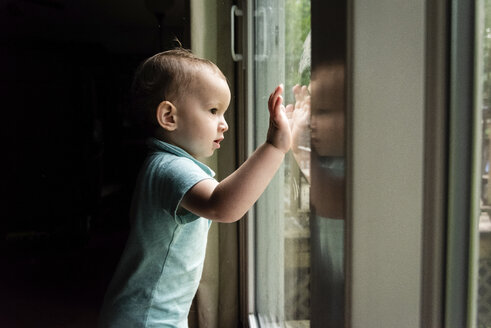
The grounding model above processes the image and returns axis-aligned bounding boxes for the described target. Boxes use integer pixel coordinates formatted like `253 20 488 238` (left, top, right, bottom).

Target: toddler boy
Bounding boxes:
99 48 292 327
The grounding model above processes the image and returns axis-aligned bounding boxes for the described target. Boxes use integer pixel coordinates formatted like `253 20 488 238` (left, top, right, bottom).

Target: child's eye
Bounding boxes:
210 108 218 115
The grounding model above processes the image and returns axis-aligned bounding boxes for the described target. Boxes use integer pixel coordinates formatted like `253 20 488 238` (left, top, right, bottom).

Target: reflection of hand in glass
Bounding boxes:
286 84 311 181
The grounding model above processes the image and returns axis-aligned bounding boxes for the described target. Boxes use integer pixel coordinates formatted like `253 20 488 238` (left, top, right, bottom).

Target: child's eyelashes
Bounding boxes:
210 108 218 115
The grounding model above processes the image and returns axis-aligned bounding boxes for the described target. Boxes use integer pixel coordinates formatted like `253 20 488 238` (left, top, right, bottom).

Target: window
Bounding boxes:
251 0 311 326
476 1 491 327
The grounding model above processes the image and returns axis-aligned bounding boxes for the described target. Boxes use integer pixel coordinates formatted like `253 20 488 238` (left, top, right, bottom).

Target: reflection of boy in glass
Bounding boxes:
287 61 346 327
288 63 345 219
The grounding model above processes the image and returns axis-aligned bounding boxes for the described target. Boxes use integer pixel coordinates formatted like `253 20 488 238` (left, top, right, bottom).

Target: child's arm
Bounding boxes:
180 84 292 223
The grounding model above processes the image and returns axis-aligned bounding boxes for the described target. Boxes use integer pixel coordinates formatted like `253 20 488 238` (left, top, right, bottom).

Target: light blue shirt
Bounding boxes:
99 138 215 328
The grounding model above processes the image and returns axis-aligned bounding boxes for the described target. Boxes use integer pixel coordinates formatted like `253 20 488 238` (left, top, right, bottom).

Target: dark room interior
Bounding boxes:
1 1 189 326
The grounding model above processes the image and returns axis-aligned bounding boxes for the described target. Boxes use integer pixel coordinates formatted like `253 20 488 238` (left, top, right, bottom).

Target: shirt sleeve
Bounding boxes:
155 156 215 224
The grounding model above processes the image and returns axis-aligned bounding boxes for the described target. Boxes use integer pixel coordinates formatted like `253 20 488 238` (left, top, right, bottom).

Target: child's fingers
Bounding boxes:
275 95 283 117
301 85 309 97
293 86 300 102
285 104 294 114
279 104 286 122
270 94 281 122
268 92 274 115
292 84 301 95
268 86 279 112
268 89 275 111
268 84 284 114
276 97 288 125
285 105 294 125
305 96 311 109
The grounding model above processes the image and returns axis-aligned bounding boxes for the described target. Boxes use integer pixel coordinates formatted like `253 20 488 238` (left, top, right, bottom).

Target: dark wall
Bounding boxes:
0 1 189 326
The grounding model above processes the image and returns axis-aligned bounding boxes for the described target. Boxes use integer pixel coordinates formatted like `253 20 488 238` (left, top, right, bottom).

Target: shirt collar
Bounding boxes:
147 138 215 177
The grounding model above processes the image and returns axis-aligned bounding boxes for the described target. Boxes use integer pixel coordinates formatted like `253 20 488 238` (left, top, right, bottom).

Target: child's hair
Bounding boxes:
131 48 226 133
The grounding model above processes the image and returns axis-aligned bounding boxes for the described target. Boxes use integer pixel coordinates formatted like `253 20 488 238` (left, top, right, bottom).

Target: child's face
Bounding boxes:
171 67 231 158
310 64 345 157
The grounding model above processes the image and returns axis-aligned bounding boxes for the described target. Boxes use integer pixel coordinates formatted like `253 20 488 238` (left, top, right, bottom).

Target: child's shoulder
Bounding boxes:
147 150 194 173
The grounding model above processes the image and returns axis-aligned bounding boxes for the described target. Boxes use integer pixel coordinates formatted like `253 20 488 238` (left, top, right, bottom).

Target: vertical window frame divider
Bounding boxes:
420 0 449 327
468 0 486 325
237 0 257 326
445 0 478 326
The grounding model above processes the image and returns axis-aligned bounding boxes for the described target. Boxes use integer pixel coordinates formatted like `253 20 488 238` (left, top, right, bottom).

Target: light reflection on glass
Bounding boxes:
478 2 491 326
282 0 311 324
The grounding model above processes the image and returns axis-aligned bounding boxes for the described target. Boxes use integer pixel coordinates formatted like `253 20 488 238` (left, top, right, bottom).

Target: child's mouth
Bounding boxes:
213 138 224 148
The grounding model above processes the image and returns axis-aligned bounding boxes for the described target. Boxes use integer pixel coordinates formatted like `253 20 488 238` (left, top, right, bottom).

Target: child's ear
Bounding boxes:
156 100 177 131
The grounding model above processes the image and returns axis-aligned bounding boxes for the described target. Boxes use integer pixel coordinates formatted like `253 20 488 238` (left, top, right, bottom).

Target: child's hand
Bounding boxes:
267 84 292 154
286 84 311 142
285 84 311 180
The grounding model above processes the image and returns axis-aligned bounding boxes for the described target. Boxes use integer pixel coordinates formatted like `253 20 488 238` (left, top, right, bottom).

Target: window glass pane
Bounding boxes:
478 1 491 327
253 0 311 326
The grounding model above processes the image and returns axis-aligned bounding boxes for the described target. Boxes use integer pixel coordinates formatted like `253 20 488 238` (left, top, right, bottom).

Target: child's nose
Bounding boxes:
219 117 228 132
